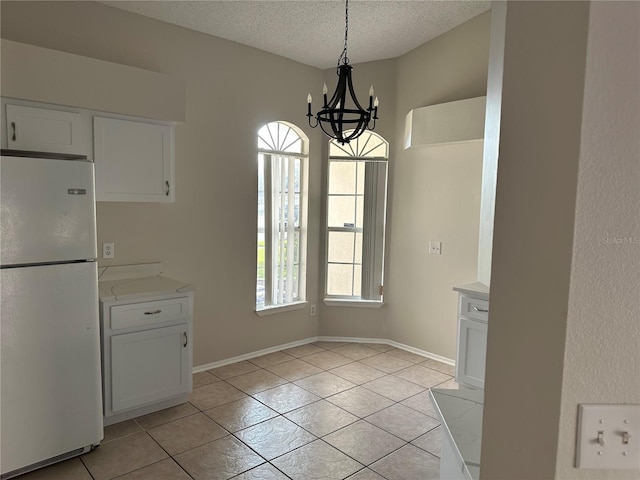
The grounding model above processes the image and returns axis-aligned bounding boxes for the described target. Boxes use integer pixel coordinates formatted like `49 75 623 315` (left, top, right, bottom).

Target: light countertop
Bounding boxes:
98 263 194 302
430 387 484 480
453 282 489 299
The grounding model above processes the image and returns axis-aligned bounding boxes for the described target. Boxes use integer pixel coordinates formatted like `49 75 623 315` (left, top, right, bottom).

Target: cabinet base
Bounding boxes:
104 394 189 426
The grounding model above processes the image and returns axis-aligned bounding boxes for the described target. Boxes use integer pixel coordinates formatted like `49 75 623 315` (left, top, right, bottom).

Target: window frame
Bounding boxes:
324 131 389 306
256 121 309 314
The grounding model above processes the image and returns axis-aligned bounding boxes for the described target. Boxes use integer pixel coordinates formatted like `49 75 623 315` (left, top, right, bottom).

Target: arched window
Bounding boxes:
325 130 389 304
257 122 308 311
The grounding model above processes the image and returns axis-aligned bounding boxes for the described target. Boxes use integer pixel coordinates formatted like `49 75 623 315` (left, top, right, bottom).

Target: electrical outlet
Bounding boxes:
576 404 639 469
102 242 114 259
310 304 317 316
429 241 442 255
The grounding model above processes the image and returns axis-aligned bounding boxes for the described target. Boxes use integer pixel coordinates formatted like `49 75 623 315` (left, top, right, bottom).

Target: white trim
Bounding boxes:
323 299 384 309
193 336 318 373
316 336 455 366
192 335 455 373
255 301 308 317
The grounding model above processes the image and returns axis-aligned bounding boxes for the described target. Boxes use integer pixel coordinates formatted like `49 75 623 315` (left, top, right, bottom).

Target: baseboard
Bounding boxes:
317 335 455 366
193 336 319 373
194 335 454 373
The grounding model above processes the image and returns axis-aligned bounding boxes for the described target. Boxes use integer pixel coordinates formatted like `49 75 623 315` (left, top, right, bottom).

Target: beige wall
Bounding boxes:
0 1 324 366
481 1 591 478
386 12 489 359
556 2 640 478
321 13 490 359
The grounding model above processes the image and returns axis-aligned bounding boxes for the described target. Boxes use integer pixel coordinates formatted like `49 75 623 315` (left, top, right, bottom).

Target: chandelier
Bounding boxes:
306 0 379 145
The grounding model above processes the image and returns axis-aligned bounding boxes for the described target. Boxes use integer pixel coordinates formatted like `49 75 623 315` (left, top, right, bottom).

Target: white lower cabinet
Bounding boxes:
453 284 489 389
111 324 190 413
456 318 488 389
100 293 193 425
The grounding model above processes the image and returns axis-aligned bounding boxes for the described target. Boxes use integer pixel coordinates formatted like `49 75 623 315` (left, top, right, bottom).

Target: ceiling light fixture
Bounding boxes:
306 0 379 145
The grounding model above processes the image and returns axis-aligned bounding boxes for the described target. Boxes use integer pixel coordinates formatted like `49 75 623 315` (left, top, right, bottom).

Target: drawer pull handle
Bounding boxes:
473 306 489 313
11 122 16 141
165 180 170 196
183 332 188 347
144 309 162 315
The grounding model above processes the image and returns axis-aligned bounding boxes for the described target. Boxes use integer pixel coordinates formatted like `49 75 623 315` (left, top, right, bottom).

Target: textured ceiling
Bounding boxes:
101 1 491 69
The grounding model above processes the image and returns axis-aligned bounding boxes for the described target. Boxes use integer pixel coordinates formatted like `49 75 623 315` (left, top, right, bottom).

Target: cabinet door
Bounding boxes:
6 104 85 155
94 117 174 203
111 323 189 413
456 318 487 389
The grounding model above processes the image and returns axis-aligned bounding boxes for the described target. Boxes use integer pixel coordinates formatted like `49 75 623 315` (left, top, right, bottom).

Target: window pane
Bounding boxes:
328 231 356 263
294 231 300 263
329 162 357 194
327 263 354 296
356 161 365 194
328 196 356 227
355 232 363 264
356 195 364 228
353 265 362 297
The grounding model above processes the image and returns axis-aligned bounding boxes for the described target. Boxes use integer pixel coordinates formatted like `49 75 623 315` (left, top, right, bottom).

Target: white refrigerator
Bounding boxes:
0 152 103 478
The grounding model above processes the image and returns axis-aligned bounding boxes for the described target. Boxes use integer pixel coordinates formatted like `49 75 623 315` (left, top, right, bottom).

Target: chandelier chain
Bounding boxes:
338 0 349 66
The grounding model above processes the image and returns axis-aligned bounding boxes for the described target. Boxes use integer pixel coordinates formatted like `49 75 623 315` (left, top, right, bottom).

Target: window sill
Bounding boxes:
323 299 385 309
255 301 308 317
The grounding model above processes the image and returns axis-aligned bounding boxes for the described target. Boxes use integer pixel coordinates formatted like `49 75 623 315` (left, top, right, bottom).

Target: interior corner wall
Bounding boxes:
386 11 490 359
318 12 490 359
480 2 590 478
0 0 324 367
556 2 640 479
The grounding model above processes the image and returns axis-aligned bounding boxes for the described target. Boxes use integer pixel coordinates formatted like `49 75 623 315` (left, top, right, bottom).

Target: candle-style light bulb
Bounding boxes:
369 85 374 97
307 93 312 104
307 93 312 116
374 97 379 108
323 83 328 95
373 97 379 119
368 85 374 110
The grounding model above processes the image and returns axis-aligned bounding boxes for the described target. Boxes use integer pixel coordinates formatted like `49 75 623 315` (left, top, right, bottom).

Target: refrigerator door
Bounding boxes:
0 155 97 266
0 262 103 475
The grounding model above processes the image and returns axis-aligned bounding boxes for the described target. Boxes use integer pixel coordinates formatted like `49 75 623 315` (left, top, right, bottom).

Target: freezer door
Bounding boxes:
0 155 97 265
0 262 103 474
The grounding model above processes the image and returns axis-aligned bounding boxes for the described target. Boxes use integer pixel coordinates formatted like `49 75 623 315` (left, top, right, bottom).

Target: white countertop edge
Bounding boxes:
323 299 384 308
255 301 308 317
430 387 483 480
453 281 490 299
99 283 195 303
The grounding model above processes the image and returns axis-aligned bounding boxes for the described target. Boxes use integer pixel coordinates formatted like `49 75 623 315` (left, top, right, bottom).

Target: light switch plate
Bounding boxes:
576 404 640 469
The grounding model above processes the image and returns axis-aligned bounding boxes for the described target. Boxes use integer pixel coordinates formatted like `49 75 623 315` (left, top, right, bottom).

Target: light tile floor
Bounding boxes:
18 342 457 480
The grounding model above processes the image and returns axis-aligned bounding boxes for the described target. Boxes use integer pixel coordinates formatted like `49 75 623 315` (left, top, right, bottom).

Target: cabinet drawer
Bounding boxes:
110 297 189 330
460 296 489 322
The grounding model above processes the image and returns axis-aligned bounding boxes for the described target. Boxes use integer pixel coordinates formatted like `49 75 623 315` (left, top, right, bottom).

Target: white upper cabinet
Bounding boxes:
94 116 175 203
6 104 86 155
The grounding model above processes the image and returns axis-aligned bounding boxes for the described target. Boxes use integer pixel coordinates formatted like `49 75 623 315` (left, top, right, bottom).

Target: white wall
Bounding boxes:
556 2 640 478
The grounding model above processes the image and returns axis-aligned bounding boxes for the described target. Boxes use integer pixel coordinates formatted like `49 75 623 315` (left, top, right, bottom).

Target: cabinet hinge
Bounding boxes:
378 285 384 296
